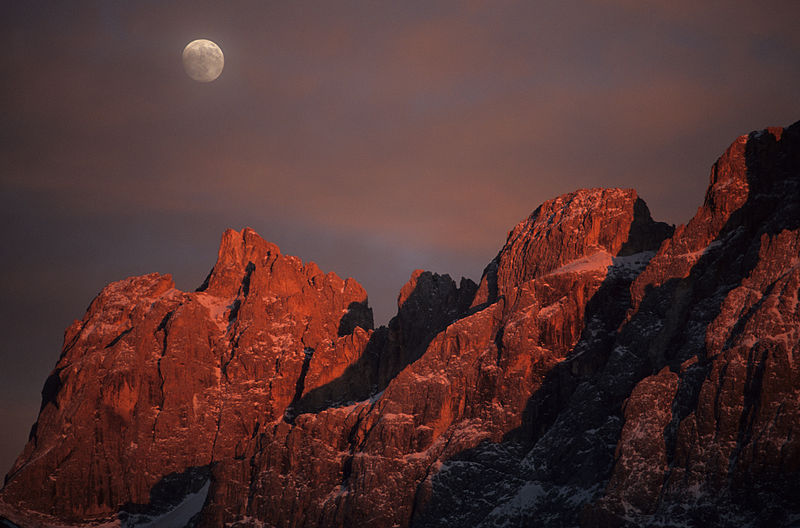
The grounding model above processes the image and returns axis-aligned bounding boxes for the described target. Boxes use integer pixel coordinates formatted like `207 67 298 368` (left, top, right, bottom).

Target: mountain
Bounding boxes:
1 121 798 527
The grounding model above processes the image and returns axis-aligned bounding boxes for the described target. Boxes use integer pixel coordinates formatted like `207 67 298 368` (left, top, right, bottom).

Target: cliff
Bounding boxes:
1 121 798 527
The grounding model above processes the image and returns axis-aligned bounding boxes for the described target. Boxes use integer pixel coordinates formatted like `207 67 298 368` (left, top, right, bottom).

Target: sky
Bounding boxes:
1 0 799 477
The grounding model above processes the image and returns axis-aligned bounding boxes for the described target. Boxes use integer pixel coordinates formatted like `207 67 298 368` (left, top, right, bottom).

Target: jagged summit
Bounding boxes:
1 122 799 528
471 187 674 308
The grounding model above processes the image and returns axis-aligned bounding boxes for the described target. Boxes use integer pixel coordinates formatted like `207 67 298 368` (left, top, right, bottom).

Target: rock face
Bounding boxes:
1 121 799 528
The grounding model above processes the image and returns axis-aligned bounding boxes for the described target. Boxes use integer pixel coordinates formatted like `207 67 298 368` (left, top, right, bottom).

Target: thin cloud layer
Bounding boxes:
1 0 799 475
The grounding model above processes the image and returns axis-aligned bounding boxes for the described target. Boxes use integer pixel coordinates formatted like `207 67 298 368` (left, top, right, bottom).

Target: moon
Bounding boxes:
182 39 224 82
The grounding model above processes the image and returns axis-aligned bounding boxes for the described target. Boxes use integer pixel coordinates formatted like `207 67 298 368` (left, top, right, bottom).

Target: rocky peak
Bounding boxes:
199 227 280 297
0 227 376 522
1 122 799 528
630 122 800 311
393 269 477 353
472 188 673 307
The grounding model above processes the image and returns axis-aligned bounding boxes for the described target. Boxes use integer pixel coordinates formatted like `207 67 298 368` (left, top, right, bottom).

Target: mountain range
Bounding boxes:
1 121 798 527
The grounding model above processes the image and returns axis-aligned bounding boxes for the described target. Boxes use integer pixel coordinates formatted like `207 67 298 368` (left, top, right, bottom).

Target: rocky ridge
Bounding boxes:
1 121 798 527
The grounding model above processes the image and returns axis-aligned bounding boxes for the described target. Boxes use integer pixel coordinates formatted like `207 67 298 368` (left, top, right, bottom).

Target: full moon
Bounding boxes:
182 39 224 82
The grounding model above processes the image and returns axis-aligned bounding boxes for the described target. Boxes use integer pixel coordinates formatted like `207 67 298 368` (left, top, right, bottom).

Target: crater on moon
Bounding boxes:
182 39 224 82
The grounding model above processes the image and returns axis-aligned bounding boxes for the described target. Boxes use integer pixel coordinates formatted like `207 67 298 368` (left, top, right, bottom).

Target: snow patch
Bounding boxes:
549 251 613 276
194 293 231 333
547 250 656 278
677 240 723 262
122 479 210 528
610 251 656 277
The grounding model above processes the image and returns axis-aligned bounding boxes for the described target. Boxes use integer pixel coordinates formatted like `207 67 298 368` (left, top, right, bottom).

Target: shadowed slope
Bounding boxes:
1 122 798 528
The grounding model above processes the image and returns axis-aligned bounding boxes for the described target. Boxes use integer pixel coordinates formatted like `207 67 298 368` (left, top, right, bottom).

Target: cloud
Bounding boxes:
2 0 800 475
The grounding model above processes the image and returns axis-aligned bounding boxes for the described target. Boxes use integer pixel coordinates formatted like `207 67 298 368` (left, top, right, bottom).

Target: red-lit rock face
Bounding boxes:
1 122 798 528
0 227 373 524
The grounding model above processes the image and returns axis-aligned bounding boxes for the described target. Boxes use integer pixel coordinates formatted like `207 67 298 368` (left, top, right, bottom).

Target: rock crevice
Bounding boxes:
1 121 799 528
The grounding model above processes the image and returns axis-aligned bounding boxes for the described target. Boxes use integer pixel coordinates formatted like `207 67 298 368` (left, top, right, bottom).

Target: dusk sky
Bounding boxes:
2 0 799 476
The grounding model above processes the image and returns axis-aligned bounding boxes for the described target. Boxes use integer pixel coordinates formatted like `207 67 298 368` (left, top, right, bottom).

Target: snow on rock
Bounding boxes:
2 123 800 528
121 480 210 528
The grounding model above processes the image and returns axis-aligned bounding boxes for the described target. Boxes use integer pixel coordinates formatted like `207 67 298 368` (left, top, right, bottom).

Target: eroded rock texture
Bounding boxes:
1 121 798 528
